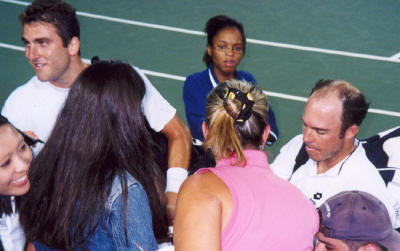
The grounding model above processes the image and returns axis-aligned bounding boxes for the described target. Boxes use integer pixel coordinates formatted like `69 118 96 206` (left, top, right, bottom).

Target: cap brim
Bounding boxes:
379 230 400 251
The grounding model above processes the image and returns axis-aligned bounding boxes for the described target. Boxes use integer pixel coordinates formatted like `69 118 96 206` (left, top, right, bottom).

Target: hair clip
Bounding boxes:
223 87 254 123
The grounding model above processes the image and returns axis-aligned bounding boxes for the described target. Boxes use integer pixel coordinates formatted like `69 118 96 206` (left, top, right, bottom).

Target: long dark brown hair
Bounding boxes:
19 60 168 249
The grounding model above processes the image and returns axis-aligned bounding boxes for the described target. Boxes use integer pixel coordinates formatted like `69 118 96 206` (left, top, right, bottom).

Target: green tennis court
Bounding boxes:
1 0 399 159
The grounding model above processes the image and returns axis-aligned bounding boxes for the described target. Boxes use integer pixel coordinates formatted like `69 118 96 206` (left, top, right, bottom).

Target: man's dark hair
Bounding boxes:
310 79 369 137
19 0 80 48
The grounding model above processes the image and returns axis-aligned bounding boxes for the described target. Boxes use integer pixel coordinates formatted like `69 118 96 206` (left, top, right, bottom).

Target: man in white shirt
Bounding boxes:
2 0 191 220
270 79 399 228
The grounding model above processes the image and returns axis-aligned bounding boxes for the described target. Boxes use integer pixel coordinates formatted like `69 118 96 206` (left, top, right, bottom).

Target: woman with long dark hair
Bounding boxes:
183 15 279 145
0 115 33 251
19 60 168 250
175 80 318 250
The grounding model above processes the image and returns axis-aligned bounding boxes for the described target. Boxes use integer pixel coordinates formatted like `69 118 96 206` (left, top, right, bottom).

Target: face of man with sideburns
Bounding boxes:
22 21 73 86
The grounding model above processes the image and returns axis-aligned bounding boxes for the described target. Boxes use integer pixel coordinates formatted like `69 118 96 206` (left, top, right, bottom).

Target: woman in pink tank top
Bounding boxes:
174 79 319 250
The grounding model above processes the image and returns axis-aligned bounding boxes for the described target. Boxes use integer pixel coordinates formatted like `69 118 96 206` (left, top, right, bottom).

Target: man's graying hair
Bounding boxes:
310 79 369 137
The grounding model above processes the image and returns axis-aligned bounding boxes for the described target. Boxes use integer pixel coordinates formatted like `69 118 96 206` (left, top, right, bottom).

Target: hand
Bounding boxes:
24 130 38 140
166 191 178 225
25 242 36 251
23 131 39 148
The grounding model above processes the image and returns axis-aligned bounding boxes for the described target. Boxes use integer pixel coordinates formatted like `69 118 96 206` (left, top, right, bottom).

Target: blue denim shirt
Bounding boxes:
34 172 158 251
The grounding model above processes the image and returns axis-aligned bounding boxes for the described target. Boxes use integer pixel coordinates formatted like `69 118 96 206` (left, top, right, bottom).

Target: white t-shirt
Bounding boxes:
270 134 399 228
0 198 25 251
2 66 176 156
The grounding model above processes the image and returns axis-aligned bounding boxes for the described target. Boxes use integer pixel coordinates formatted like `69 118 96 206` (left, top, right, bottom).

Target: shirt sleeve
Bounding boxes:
109 183 158 250
183 75 206 141
133 66 176 132
1 88 29 132
270 135 303 180
267 105 279 145
383 136 400 228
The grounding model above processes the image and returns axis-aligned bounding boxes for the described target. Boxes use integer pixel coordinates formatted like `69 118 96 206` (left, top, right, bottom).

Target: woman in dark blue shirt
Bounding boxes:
183 15 279 144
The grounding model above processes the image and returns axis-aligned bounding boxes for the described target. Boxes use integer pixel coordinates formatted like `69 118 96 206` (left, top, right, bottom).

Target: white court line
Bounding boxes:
77 11 204 36
0 0 28 5
140 69 186 82
1 42 399 118
0 42 24 51
262 90 307 102
247 39 400 63
390 52 400 59
1 0 400 64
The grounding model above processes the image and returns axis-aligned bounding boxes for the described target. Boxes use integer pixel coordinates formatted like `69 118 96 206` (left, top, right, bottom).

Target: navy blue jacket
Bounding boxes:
183 66 279 145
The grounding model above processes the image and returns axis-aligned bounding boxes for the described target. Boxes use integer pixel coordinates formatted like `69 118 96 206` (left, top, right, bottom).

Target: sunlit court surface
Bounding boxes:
1 0 399 159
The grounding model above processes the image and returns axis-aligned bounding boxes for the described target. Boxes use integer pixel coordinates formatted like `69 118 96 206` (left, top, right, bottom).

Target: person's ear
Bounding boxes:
261 125 271 146
207 44 212 57
202 122 208 140
357 243 381 251
68 37 80 56
345 124 359 140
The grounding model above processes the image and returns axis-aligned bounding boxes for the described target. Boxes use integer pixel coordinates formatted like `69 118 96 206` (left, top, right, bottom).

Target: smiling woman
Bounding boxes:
0 115 33 251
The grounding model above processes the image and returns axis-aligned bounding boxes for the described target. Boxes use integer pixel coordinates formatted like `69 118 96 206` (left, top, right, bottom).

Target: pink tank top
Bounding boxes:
197 150 318 251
